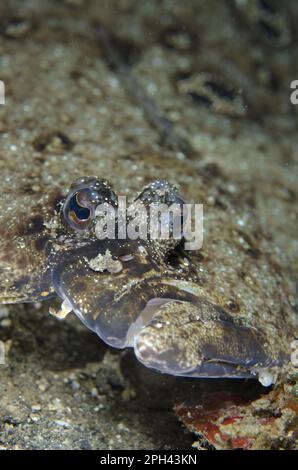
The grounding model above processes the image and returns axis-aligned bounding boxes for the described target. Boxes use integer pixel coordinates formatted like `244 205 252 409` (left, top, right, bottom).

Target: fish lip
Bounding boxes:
52 265 132 349
52 271 180 351
53 288 126 348
133 343 255 379
133 335 288 380
51 272 289 381
51 263 96 333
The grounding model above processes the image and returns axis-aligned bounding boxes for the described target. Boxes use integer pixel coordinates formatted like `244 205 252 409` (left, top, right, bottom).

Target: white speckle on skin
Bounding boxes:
86 249 123 274
49 299 73 319
138 245 147 255
251 367 278 387
120 254 134 262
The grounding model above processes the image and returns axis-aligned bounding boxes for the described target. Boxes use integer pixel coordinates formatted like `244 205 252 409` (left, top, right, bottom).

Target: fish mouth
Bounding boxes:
52 287 131 349
53 259 178 349
50 239 166 349
51 277 276 382
50 242 287 383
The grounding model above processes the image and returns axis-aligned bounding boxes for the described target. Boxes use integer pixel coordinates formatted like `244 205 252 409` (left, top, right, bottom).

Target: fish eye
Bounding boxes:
63 188 94 231
69 192 91 220
62 177 118 233
134 180 187 248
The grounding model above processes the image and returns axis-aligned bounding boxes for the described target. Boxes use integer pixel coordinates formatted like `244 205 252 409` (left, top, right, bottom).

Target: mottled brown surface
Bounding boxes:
0 0 297 449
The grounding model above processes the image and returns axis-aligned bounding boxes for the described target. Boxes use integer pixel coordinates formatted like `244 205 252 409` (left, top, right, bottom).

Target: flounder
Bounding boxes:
0 0 297 386
0 170 296 384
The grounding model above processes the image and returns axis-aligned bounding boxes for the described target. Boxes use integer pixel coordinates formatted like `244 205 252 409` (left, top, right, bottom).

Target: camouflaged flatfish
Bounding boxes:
0 0 297 385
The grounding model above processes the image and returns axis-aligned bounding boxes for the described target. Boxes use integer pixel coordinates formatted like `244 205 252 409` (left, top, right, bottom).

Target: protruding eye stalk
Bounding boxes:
134 179 187 251
62 176 117 233
136 180 184 207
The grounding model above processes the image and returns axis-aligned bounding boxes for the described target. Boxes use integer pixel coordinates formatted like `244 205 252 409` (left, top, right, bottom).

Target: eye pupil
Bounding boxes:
69 193 91 221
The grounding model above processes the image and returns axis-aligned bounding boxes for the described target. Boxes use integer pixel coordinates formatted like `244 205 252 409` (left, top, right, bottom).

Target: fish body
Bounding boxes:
0 0 297 383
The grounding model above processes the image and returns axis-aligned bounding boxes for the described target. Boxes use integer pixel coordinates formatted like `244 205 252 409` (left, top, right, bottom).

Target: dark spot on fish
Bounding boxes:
188 92 212 108
277 307 288 324
245 195 256 208
20 184 38 195
204 80 236 102
174 71 191 82
69 69 82 81
56 132 73 148
120 154 138 162
24 215 44 235
100 31 140 69
35 236 49 251
33 131 73 152
194 251 205 263
268 72 280 92
166 250 184 269
258 0 277 16
72 281 87 293
258 19 281 40
35 156 46 165
33 136 50 152
123 256 157 277
17 255 28 268
176 330 190 341
0 17 33 39
257 143 267 152
214 198 227 210
50 193 64 213
246 247 261 259
236 230 261 259
202 163 222 179
226 300 240 313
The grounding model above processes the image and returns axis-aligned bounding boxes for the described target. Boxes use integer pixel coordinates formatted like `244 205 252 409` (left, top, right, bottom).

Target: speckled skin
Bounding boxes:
0 0 297 381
